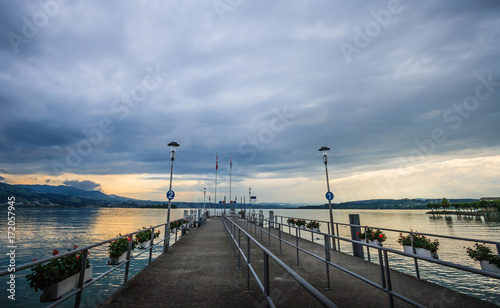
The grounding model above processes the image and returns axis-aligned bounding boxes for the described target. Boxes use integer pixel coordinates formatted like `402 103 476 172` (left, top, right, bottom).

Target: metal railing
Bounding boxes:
275 214 500 279
222 215 337 308
0 216 198 307
239 214 500 308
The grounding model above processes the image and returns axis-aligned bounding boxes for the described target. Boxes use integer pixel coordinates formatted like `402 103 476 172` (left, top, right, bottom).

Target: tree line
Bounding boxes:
427 198 500 213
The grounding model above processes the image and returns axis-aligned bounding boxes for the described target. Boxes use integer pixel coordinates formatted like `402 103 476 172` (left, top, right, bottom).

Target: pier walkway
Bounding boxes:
99 218 497 308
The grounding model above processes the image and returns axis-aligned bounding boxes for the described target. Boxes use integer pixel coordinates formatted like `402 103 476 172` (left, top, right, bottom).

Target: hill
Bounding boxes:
297 198 479 210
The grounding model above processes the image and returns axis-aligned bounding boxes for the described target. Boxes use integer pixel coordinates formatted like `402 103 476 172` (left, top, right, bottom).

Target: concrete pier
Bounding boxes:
99 218 497 308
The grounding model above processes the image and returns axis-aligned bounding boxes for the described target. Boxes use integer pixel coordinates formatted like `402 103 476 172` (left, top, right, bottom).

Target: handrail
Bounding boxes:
0 215 197 307
222 215 337 308
275 214 500 246
244 215 500 307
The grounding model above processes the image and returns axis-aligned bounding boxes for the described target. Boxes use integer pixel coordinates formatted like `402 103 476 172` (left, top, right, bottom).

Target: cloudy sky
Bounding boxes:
1 0 499 204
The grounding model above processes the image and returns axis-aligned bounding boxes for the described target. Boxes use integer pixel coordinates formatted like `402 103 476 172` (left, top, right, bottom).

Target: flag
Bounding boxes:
230 153 232 169
216 153 218 170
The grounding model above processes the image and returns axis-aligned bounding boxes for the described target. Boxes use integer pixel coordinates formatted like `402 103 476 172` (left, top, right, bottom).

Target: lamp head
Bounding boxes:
168 142 180 160
318 146 330 164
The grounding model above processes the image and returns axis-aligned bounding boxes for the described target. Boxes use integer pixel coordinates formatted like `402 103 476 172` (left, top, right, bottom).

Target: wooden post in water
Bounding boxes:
349 214 364 259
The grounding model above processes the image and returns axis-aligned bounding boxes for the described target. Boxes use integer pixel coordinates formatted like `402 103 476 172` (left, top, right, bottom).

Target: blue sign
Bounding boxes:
325 192 334 201
166 190 175 200
219 201 222 204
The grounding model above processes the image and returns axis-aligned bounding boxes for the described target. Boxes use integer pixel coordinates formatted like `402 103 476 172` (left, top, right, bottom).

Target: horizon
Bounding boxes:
1 1 499 204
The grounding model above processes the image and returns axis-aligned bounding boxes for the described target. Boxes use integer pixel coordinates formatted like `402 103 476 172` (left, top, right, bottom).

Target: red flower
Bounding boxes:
73 245 78 249
32 259 37 262
128 236 131 241
87 252 90 255
52 249 59 256
379 234 383 237
372 233 375 236
76 255 79 260
356 231 360 234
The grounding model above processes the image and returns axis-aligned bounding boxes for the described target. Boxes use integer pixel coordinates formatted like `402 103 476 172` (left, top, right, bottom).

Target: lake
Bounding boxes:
0 207 499 307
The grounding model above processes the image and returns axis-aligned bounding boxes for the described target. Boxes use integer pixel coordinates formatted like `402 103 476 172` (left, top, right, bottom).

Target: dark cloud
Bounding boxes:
63 180 101 191
0 1 499 201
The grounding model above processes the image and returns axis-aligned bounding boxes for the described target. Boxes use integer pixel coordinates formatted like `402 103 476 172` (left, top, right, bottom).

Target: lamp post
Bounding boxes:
164 141 179 253
203 187 206 213
319 146 336 251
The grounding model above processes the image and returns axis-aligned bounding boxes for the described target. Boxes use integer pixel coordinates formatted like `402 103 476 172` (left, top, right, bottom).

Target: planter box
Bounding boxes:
403 245 439 259
480 260 500 273
363 239 381 246
108 252 132 265
41 267 92 302
138 241 151 249
298 225 306 229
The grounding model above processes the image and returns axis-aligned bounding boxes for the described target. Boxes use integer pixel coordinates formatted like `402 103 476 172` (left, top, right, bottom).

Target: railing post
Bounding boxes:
246 234 251 292
124 236 133 286
74 248 88 308
149 227 154 265
324 234 331 290
410 231 420 279
268 219 271 246
378 248 386 289
279 224 282 255
336 223 341 252
263 252 270 297
383 250 395 308
238 228 241 270
296 227 300 267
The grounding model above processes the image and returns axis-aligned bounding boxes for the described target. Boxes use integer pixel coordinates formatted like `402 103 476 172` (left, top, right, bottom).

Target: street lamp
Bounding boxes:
165 141 180 253
203 187 206 213
319 146 336 250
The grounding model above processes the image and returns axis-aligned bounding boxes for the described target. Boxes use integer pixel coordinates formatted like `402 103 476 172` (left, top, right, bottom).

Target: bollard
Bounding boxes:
269 211 274 228
349 214 364 259
259 210 264 226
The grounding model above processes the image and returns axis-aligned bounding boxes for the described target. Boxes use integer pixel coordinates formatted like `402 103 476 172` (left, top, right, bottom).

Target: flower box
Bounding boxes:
312 228 320 232
363 239 381 246
480 260 500 273
138 241 151 249
41 267 92 302
403 245 439 259
108 252 131 265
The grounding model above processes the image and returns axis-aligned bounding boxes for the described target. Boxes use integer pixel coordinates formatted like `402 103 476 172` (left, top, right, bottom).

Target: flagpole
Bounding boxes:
215 153 218 216
229 152 232 213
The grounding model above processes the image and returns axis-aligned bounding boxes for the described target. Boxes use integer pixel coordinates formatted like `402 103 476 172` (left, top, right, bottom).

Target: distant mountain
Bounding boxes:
297 198 479 210
0 182 157 208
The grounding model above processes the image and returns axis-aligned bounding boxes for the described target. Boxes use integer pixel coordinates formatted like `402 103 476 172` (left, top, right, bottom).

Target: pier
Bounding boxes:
98 216 497 308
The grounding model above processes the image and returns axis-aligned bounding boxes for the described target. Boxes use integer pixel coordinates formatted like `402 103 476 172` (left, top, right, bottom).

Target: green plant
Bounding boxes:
307 220 320 229
135 227 161 244
465 243 500 268
26 246 90 292
108 235 138 258
287 218 296 225
358 228 387 242
295 219 306 227
397 233 439 253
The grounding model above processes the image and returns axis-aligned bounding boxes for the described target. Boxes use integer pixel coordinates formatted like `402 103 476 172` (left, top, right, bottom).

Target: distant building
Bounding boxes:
480 197 500 201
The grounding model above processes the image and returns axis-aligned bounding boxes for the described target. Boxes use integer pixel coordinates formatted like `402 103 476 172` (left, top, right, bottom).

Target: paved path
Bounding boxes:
100 218 497 308
99 219 267 308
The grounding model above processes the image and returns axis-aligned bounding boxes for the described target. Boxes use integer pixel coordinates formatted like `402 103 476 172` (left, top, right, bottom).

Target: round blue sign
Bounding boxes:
166 190 175 200
325 192 334 201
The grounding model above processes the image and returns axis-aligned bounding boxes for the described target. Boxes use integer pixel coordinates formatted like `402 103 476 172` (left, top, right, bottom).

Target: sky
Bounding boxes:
0 0 499 205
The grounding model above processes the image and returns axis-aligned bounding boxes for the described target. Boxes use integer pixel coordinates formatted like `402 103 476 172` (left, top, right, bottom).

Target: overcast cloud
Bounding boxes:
1 0 499 204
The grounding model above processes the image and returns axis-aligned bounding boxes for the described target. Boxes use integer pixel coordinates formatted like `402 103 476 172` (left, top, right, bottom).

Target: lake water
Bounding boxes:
0 208 499 307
